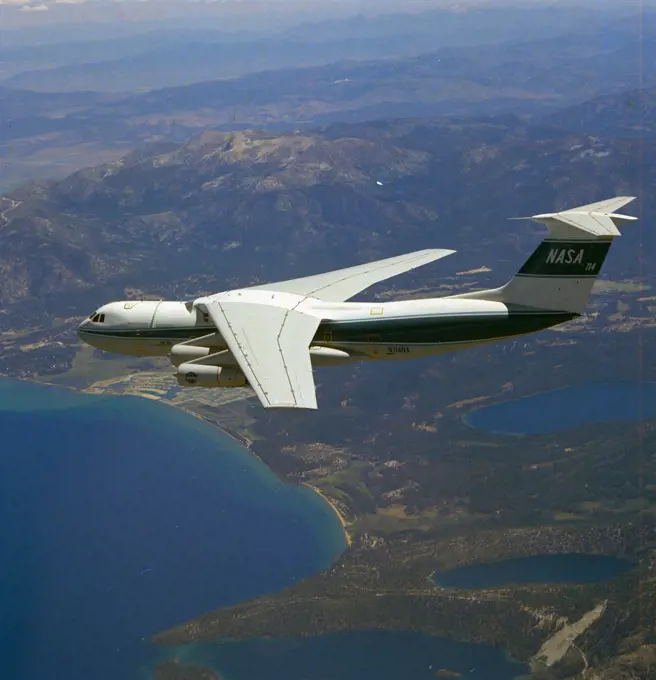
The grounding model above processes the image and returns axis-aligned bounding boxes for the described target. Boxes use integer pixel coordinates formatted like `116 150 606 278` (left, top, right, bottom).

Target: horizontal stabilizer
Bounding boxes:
509 196 637 238
560 196 637 214
451 196 639 314
249 248 455 302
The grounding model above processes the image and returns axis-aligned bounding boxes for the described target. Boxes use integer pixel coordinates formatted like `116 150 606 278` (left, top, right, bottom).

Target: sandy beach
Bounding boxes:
302 482 353 547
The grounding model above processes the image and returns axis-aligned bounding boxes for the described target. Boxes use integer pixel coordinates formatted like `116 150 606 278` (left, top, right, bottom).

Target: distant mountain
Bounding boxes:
3 18 656 193
539 86 656 138
0 113 650 333
0 30 227 82
0 87 116 119
1 37 445 94
282 5 611 44
0 4 625 92
88 25 655 122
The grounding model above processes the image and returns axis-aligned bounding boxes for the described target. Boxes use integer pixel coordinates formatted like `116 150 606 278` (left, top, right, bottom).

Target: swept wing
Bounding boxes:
195 248 454 409
248 248 455 302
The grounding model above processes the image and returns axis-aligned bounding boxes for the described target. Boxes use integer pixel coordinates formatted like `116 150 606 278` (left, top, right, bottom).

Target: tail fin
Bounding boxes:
449 196 637 314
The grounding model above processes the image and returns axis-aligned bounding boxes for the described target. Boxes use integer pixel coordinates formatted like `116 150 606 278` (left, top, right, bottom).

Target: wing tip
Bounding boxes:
426 248 456 258
263 403 318 411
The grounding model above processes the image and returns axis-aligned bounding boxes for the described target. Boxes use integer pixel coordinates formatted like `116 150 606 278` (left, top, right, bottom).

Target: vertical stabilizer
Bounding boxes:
448 196 637 314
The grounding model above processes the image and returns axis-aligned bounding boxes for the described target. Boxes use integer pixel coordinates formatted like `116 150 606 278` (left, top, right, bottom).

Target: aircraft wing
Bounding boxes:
247 248 455 303
199 298 321 410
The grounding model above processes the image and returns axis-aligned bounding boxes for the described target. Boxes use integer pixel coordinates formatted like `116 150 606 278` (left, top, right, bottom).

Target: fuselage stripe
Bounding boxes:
79 309 577 349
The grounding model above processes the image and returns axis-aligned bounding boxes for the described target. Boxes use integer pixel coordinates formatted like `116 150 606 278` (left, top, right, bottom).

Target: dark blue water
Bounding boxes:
465 382 656 435
0 379 346 680
165 630 526 680
434 554 634 589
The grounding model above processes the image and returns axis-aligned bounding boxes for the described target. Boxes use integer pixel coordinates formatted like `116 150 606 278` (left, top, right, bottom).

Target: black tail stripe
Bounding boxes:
517 240 612 277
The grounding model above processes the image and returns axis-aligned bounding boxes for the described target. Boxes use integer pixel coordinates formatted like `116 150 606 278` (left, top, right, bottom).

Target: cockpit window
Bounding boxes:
90 313 105 323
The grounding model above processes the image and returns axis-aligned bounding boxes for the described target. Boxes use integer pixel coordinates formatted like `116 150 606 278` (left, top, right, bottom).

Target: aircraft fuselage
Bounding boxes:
77 296 576 365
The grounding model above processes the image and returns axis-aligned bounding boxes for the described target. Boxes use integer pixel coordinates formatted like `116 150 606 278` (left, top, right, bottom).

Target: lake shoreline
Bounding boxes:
163 401 354 549
15 376 353 551
463 380 656 436
0 375 354 680
302 482 353 547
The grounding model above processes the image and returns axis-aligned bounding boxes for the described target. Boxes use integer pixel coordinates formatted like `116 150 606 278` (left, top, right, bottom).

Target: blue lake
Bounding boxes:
0 379 527 680
0 379 345 680
465 382 656 435
163 630 526 680
433 553 635 590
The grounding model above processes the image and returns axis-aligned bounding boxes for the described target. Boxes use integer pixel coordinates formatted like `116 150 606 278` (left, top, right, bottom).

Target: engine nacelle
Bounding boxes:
309 346 352 366
170 343 211 367
176 363 248 388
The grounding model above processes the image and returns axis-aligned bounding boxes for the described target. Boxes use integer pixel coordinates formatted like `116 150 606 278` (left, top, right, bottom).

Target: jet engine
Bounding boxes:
176 363 248 388
170 343 211 366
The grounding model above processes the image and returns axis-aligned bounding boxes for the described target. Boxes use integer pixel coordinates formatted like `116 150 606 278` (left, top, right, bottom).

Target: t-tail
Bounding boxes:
449 196 638 314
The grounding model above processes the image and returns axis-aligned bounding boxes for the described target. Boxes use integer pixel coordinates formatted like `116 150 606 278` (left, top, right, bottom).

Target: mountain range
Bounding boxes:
0 5 622 92
2 12 655 193
0 89 652 335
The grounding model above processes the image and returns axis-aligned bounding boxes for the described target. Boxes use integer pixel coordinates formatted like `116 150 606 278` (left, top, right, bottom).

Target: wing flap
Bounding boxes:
248 248 455 302
202 299 320 409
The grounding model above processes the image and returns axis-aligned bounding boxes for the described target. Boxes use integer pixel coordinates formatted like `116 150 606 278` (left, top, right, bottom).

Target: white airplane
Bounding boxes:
78 196 637 410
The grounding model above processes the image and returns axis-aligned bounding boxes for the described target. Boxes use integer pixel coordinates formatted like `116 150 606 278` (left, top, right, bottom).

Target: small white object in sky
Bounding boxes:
376 181 383 186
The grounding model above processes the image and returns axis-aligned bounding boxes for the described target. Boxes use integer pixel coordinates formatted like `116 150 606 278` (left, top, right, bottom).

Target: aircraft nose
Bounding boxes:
77 319 92 343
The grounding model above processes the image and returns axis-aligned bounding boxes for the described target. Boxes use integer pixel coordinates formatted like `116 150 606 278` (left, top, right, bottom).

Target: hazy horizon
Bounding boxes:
1 0 646 33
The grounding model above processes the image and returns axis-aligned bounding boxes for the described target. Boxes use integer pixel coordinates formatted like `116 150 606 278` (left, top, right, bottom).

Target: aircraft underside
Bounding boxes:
79 307 577 390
